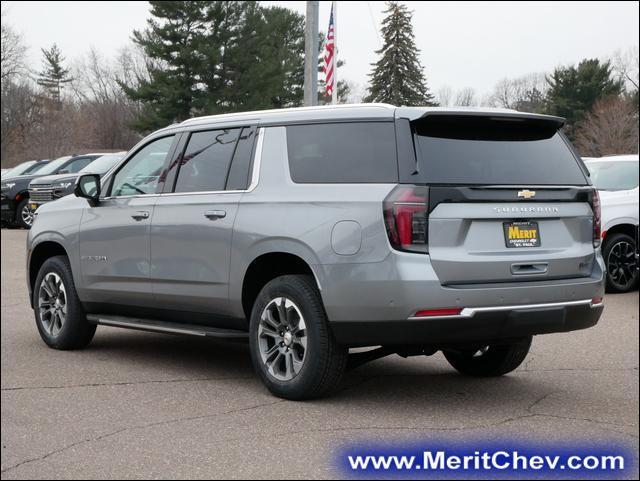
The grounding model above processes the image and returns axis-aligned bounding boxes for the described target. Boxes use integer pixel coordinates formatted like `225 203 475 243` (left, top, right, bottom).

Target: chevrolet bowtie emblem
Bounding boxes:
517 189 536 200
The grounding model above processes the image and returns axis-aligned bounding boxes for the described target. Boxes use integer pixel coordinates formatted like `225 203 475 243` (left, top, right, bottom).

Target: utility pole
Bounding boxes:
304 1 319 106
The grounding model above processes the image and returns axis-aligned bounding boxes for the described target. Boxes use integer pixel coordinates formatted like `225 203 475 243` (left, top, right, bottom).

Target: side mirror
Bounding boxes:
74 174 100 205
59 169 70 174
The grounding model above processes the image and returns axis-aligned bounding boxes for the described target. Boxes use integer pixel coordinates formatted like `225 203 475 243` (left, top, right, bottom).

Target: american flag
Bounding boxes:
323 4 336 98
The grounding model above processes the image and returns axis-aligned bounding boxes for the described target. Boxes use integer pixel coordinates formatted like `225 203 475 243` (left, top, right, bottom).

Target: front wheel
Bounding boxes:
33 255 96 350
443 337 532 377
603 233 639 293
249 275 348 400
16 198 35 229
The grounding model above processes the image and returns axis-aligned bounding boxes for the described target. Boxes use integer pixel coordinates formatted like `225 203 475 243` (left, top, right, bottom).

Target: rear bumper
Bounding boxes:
317 249 605 347
331 300 603 346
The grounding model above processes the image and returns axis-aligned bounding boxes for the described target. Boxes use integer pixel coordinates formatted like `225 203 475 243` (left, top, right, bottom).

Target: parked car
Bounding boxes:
28 152 126 210
27 104 605 400
1 159 51 179
584 155 639 293
1 154 107 228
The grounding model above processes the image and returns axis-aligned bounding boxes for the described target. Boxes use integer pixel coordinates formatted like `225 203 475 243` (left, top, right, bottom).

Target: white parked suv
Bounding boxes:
584 155 639 293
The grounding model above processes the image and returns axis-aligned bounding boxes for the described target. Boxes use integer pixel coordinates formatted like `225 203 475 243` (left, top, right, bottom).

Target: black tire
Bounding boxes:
33 255 96 350
249 275 348 400
16 198 35 229
443 337 532 377
603 233 639 293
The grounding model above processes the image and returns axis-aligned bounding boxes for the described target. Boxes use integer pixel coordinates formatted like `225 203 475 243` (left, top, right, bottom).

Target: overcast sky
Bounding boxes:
5 1 639 99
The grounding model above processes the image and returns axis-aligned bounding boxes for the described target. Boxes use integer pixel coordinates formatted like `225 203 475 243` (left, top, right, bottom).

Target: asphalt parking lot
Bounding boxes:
1 228 638 479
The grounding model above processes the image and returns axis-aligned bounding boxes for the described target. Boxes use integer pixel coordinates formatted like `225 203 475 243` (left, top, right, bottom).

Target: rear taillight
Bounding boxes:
590 189 601 248
383 185 429 253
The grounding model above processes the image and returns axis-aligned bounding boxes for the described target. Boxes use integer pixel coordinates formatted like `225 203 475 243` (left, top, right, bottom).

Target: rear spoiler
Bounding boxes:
395 107 565 130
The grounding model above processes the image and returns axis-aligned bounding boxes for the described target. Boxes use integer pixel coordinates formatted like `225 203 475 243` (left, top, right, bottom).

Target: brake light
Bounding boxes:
383 185 429 253
590 189 601 248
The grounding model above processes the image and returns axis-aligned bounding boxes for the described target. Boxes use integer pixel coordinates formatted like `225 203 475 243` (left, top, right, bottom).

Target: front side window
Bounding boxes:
110 136 175 197
174 129 240 193
286 122 398 183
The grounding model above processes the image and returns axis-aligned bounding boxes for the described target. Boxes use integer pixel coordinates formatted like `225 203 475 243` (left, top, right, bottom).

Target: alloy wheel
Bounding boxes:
607 240 638 290
21 203 35 227
257 297 308 381
38 272 67 336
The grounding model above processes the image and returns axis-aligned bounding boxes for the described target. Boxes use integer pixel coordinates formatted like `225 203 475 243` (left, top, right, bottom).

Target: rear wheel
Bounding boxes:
603 233 638 293
443 337 532 377
249 275 348 400
17 198 35 229
33 255 96 350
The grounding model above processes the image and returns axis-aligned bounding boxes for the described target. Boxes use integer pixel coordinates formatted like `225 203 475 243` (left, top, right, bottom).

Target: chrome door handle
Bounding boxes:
131 211 150 221
204 210 226 220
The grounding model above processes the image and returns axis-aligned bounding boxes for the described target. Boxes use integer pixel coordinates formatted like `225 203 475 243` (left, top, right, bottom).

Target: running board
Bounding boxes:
86 314 248 339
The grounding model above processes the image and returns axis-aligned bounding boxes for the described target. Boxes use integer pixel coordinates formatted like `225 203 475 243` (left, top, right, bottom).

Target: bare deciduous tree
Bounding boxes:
436 86 453 107
574 96 639 157
613 46 639 92
489 73 547 112
1 4 27 82
454 88 478 107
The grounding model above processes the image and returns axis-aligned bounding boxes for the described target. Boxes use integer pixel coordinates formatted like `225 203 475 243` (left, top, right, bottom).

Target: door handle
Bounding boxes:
131 211 150 221
204 210 227 220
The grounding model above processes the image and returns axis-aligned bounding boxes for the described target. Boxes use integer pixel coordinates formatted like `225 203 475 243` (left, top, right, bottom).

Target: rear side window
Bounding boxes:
411 116 588 185
287 122 398 183
175 129 241 193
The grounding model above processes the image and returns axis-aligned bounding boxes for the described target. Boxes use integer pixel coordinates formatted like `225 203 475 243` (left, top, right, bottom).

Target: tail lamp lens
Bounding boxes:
590 189 601 248
383 185 429 253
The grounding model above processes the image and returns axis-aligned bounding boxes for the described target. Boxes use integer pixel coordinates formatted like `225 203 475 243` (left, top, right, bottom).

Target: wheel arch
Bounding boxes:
240 251 321 322
28 240 70 307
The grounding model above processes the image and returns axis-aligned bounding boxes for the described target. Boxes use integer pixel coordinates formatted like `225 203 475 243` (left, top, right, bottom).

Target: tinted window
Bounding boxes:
411 116 587 185
61 156 97 173
226 127 256 190
31 156 72 176
111 136 175 196
586 161 639 191
174 129 240 193
287 122 398 183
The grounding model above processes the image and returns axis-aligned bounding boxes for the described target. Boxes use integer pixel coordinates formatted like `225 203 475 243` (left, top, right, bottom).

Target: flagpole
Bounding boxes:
331 1 338 105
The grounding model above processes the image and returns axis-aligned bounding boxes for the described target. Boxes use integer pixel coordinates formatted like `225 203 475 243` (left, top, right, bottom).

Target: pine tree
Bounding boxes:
36 44 73 102
546 59 624 139
122 1 308 131
364 2 436 106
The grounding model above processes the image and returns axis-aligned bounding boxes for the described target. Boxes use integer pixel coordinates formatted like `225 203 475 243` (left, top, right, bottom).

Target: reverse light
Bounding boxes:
413 308 463 318
383 185 429 253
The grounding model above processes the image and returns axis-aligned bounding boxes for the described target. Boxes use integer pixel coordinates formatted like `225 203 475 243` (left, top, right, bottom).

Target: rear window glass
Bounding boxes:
411 116 588 185
287 122 397 183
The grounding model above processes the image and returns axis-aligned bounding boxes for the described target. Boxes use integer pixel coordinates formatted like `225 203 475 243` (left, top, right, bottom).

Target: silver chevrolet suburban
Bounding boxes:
26 104 605 400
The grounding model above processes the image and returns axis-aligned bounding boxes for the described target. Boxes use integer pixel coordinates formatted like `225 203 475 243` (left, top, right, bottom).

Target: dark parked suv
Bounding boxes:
26 105 605 400
2 154 107 228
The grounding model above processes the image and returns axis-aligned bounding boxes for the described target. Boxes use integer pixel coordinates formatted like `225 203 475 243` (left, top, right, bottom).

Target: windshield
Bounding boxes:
24 161 50 174
35 156 73 176
586 161 639 191
79 153 124 175
2 161 36 178
411 116 588 185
